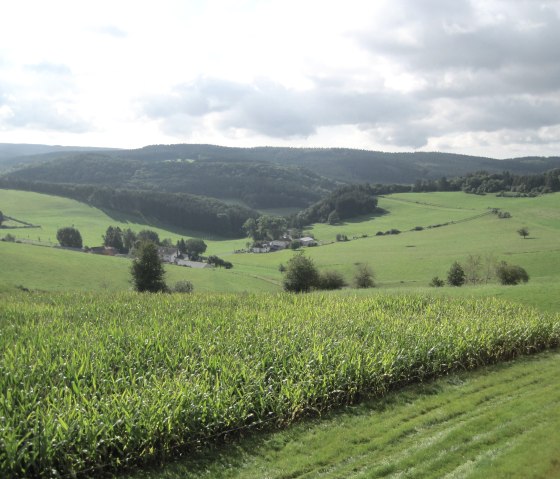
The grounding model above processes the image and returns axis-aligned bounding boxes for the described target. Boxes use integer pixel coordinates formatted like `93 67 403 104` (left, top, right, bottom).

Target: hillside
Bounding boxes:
2 144 560 204
2 189 559 311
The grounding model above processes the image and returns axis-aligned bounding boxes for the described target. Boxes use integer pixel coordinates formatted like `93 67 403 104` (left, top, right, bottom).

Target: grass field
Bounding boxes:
1 189 559 298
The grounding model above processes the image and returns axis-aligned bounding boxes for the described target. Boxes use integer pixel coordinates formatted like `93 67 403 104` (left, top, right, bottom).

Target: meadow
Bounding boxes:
1 189 560 300
1 292 559 478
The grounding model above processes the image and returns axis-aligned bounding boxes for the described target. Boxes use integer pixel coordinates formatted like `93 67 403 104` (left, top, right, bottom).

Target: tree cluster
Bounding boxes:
438 256 529 287
281 254 374 292
412 169 560 196
291 184 380 227
207 255 233 269
243 215 288 241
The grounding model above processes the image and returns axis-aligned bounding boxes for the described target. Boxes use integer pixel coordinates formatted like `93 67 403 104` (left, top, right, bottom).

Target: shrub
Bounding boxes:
173 280 194 293
430 276 445 287
336 233 348 242
317 270 347 290
290 240 302 250
354 264 375 288
2 233 16 242
496 261 529 285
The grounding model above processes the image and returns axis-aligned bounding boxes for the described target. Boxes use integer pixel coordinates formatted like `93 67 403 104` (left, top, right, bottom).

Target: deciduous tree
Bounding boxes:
283 253 319 293
354 263 375 288
517 227 529 239
185 238 207 260
56 227 83 248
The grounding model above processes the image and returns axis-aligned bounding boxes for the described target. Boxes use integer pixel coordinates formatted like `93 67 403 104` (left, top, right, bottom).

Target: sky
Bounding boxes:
1 0 559 158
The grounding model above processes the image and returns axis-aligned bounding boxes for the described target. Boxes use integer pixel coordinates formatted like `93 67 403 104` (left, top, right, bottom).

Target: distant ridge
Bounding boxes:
0 144 560 186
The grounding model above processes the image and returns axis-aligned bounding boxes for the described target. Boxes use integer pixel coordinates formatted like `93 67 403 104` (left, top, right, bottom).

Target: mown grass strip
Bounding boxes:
1 292 559 478
127 351 559 479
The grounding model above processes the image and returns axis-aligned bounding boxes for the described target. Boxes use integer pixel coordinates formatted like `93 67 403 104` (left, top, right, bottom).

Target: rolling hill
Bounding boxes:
2 144 560 206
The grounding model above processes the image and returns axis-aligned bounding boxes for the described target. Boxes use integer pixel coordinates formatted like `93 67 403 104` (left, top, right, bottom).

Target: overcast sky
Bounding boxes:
1 0 559 158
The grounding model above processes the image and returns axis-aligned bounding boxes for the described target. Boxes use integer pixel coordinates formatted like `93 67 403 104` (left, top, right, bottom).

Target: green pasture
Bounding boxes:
0 241 278 294
1 189 559 306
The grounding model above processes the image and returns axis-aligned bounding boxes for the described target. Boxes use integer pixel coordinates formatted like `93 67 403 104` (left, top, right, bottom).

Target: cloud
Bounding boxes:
142 77 426 140
3 99 91 133
93 25 128 38
25 62 73 76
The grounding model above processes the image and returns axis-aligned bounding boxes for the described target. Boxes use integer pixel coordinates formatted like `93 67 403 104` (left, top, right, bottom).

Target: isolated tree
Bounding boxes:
283 253 319 293
354 264 375 288
463 254 482 285
517 227 529 239
0 210 4 226
103 226 124 252
56 227 83 248
185 238 207 260
130 242 167 292
496 261 529 285
447 261 465 286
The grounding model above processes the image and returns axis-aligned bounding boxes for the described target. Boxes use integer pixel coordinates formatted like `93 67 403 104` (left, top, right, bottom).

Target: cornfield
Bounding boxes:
1 292 559 478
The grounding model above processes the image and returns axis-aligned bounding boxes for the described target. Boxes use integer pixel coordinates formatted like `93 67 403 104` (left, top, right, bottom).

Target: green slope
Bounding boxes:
2 190 559 302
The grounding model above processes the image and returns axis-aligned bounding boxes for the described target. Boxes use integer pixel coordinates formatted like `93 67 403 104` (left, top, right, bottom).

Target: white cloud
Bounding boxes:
0 0 558 157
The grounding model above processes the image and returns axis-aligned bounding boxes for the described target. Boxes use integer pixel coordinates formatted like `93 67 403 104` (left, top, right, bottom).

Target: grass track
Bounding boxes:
121 350 560 479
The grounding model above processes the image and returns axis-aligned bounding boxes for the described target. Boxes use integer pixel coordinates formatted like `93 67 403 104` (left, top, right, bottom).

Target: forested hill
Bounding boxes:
2 143 560 184
0 154 337 208
118 145 560 183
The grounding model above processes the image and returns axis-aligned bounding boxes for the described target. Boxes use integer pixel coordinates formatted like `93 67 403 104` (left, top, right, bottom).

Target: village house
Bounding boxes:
175 258 214 268
158 247 180 263
299 236 317 247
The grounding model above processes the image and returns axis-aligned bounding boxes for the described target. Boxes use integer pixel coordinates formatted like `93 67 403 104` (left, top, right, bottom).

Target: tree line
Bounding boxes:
0 179 258 237
290 184 380 227
411 169 560 195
